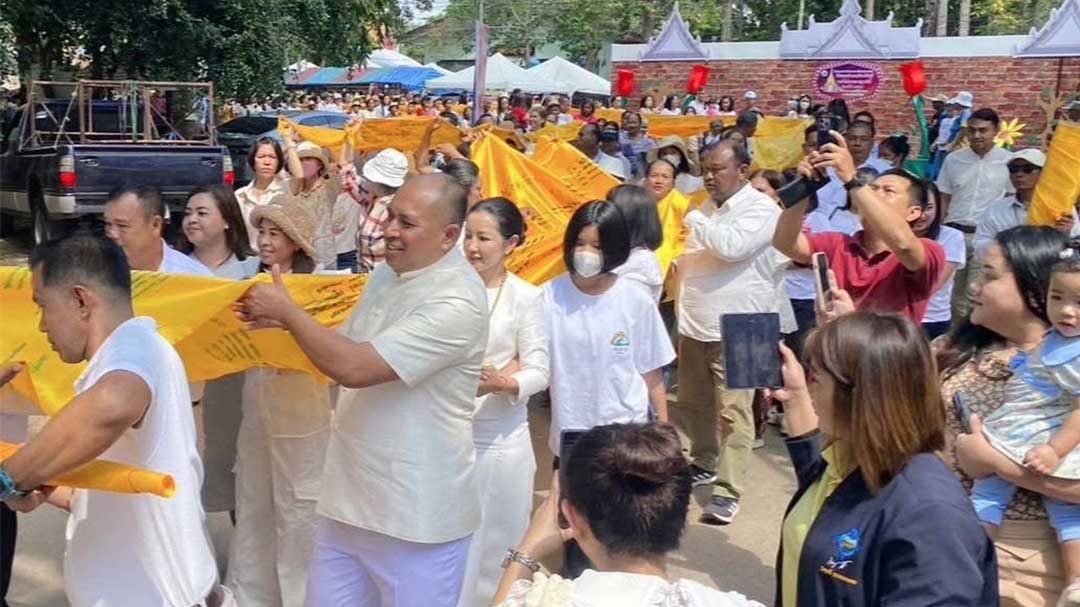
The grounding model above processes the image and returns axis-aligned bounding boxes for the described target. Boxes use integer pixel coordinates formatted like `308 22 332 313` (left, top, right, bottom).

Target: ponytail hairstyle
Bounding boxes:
881 134 911 168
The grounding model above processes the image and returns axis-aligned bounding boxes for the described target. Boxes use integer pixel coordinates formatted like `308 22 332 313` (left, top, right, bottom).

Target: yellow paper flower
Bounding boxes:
995 118 1026 149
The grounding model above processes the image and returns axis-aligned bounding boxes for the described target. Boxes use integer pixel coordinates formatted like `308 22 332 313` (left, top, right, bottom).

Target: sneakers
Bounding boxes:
688 464 717 487
1057 578 1080 607
701 496 740 525
753 437 766 449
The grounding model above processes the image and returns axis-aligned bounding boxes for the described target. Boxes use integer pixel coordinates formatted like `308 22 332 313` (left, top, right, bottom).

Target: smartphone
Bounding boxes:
721 313 782 389
953 392 973 433
816 113 840 149
812 252 832 312
558 429 589 528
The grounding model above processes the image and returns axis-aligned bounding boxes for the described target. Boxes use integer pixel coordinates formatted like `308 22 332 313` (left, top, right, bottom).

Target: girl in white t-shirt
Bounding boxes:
608 185 664 303
542 201 676 459
914 182 965 340
228 197 332 607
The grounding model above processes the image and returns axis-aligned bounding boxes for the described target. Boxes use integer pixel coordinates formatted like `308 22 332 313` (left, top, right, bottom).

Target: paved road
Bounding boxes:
1 229 794 607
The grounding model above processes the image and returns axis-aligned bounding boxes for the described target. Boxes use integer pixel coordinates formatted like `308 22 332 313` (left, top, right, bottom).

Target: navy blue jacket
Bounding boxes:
775 433 999 607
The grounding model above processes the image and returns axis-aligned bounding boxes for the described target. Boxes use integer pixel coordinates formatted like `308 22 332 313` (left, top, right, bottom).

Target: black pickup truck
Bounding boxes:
0 89 234 243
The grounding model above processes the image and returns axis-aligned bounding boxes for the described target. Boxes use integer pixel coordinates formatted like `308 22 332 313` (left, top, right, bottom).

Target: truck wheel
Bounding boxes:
30 187 55 245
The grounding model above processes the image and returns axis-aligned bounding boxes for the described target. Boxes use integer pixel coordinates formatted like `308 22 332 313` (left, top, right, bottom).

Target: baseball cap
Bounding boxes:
599 124 621 142
1008 148 1047 168
744 91 759 100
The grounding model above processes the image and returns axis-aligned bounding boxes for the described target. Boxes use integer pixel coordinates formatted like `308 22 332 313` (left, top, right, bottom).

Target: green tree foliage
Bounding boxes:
2 0 404 101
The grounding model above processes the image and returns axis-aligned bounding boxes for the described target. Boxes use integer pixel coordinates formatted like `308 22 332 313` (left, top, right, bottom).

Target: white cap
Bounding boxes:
949 91 974 108
362 148 409 188
1008 148 1047 168
744 90 759 100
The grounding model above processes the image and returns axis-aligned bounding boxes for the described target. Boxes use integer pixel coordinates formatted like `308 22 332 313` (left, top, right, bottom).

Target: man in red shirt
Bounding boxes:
773 132 945 321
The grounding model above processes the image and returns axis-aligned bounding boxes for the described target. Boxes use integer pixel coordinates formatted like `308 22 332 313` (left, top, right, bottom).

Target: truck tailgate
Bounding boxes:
70 144 229 204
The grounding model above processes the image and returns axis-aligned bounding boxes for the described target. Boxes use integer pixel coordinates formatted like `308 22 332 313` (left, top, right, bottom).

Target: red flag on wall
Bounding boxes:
615 70 635 97
687 65 709 95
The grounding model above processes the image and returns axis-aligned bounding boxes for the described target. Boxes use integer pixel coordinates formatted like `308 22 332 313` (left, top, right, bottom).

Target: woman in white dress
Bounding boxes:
491 422 765 607
458 198 551 607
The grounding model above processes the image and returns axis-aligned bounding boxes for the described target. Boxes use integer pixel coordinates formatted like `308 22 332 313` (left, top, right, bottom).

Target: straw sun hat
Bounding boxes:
250 196 317 259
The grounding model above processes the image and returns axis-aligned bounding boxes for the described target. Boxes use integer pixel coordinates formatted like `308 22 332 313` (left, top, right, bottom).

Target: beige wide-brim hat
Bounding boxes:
296 140 328 167
646 135 696 173
250 195 317 259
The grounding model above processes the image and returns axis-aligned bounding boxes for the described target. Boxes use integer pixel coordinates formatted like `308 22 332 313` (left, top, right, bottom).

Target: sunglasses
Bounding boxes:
1008 164 1040 174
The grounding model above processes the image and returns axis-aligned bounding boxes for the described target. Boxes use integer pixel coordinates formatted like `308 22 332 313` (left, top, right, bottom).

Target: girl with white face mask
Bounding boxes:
540 201 676 461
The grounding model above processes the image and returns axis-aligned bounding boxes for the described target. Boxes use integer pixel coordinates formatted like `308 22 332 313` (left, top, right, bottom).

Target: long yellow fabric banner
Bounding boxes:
1029 121 1080 227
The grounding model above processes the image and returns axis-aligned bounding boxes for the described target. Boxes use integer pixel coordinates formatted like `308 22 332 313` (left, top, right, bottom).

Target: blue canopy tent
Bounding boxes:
354 66 444 93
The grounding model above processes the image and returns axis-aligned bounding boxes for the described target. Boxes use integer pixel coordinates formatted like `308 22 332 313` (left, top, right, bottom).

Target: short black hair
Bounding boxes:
469 197 527 246
444 158 479 193
562 201 630 275
877 168 928 210
969 108 1001 129
30 230 132 302
704 139 751 168
247 137 284 173
735 111 758 128
847 119 876 137
564 422 691 558
880 134 911 163
607 185 662 251
852 110 876 124
106 184 166 221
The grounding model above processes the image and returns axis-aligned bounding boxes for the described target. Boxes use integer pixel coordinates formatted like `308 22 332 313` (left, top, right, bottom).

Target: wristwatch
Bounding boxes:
0 465 29 502
843 177 866 192
501 548 541 573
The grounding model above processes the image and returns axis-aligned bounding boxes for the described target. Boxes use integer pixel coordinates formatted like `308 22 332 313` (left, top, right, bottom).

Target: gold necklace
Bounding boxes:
487 273 508 318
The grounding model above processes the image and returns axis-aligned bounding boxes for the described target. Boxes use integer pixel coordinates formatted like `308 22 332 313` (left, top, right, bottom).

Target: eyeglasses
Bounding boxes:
1008 164 1040 174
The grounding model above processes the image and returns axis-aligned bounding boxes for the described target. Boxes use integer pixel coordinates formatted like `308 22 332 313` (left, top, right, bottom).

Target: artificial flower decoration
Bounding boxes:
615 70 635 97
995 118 1027 149
899 61 927 97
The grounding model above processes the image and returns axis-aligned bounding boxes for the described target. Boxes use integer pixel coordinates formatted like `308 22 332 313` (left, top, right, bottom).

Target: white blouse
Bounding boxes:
498 571 765 607
235 175 290 249
474 272 550 430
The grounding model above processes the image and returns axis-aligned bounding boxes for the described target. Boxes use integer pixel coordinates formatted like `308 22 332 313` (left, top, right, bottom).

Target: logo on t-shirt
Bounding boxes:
610 331 630 355
819 528 861 587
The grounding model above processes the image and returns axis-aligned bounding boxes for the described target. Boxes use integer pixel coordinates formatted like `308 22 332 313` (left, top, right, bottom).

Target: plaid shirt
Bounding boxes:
356 194 393 273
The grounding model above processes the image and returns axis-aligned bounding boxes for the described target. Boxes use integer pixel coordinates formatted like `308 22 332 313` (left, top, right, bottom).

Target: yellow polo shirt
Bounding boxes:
780 442 857 607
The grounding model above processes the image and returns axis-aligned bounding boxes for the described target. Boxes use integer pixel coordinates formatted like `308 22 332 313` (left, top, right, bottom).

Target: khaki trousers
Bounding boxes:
675 336 754 500
997 518 1065 607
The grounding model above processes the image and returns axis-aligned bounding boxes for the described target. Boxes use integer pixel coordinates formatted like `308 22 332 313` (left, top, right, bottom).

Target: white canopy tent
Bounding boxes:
425 53 538 91
423 62 454 75
364 48 422 69
526 56 611 95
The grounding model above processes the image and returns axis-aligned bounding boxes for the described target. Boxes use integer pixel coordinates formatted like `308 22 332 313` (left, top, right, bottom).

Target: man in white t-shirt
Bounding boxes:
0 232 225 607
675 141 787 526
238 173 487 607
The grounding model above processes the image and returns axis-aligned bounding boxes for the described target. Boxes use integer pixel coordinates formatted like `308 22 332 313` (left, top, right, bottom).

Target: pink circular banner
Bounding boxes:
813 61 885 103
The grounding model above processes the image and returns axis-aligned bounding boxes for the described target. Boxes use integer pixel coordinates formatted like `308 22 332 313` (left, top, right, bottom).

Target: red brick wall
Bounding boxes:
614 57 1080 149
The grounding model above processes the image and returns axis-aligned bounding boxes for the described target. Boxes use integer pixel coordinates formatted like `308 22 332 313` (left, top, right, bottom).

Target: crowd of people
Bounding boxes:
1 84 1079 607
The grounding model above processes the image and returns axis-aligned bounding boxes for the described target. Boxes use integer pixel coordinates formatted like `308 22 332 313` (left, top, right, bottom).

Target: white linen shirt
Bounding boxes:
937 146 1014 227
677 182 788 342
235 176 290 249
159 240 213 276
975 195 1080 258
320 247 488 543
474 273 549 437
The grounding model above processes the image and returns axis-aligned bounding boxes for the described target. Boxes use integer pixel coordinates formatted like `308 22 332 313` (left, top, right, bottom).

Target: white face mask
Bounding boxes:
573 250 603 278
799 100 811 109
788 99 798 109
662 153 682 168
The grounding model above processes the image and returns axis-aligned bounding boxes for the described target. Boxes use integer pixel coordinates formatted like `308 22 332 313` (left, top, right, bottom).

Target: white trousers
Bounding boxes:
304 517 471 607
227 370 331 607
457 424 536 607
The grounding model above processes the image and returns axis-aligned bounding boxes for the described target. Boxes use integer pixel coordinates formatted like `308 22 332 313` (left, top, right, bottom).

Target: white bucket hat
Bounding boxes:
949 91 974 108
362 148 409 188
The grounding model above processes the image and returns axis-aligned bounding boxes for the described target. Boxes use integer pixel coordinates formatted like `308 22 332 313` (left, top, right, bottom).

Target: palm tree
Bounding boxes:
935 0 949 35
723 0 734 41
